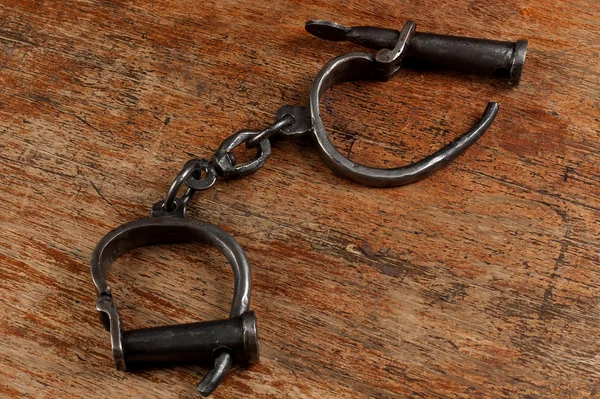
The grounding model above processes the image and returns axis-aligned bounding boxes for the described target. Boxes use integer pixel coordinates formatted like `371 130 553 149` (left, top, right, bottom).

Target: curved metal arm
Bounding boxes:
308 52 499 187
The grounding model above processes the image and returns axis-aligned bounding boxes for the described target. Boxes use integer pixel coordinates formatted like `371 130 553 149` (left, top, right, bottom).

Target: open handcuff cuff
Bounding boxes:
91 20 527 395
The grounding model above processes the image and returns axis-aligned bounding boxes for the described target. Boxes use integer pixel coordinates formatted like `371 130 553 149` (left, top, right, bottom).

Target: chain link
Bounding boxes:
246 114 295 148
210 129 272 180
161 159 217 212
163 161 198 212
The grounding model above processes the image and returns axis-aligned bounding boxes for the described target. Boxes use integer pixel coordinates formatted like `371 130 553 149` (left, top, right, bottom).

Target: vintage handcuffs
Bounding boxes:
90 20 527 395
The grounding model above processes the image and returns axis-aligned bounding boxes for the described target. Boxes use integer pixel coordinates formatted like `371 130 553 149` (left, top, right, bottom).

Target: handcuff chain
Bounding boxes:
161 113 296 213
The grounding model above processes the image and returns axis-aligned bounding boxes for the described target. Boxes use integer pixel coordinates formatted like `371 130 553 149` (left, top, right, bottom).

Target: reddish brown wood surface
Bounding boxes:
1 1 599 398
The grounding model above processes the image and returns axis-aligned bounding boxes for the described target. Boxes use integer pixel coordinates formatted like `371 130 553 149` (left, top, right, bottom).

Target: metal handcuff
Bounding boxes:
91 20 527 396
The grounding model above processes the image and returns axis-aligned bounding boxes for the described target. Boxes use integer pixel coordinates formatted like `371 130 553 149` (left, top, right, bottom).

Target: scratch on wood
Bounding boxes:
71 113 102 133
90 180 111 207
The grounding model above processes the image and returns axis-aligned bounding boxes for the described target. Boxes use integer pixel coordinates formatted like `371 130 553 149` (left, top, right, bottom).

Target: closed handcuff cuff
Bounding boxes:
90 20 528 396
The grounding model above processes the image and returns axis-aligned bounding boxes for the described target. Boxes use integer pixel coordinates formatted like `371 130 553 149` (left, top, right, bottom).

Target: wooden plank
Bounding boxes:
1 0 599 397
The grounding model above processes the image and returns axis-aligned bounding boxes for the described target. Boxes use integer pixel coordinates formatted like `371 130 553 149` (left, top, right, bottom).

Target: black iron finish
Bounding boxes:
91 19 528 396
91 214 258 396
122 312 259 367
305 20 528 85
308 52 500 186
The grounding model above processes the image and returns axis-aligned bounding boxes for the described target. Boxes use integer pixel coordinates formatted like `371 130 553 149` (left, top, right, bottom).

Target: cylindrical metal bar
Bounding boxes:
405 33 527 85
121 311 259 368
305 21 528 85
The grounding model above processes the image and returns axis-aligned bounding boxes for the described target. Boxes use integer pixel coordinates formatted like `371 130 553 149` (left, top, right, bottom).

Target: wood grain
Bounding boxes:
1 0 599 398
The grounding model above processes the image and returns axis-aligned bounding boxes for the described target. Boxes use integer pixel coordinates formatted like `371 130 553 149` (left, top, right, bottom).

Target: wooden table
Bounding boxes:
1 1 599 398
